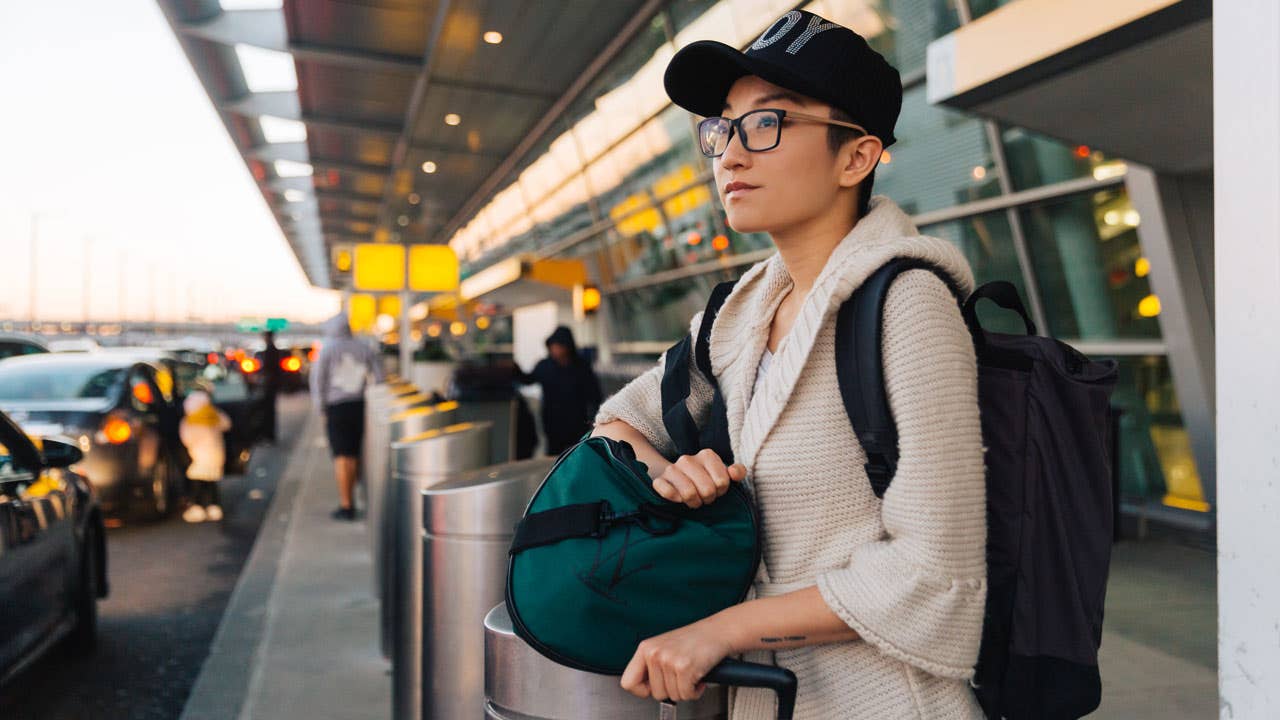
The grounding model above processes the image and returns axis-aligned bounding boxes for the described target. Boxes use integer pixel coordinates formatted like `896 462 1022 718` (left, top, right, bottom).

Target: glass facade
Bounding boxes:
447 0 1209 523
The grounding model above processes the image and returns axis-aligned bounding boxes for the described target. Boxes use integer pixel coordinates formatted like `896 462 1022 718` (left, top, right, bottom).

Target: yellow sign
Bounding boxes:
354 244 406 291
409 245 459 292
609 194 662 238
654 165 712 219
378 295 402 318
348 294 377 332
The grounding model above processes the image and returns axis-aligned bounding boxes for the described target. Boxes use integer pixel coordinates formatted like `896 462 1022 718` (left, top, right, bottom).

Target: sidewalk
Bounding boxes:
181 407 1217 720
181 409 389 720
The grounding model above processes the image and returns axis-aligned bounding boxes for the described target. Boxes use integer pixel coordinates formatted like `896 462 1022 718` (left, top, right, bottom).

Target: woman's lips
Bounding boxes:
724 181 758 200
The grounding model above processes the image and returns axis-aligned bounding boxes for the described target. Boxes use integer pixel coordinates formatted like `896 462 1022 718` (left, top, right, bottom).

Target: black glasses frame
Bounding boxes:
696 108 867 158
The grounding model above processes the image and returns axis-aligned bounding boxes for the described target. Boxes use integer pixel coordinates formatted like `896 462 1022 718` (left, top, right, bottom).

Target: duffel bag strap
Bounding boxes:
510 501 683 555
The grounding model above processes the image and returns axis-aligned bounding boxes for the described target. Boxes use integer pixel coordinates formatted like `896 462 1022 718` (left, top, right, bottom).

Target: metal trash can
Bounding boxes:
391 422 493 720
376 401 461 658
484 604 726 719
420 457 557 719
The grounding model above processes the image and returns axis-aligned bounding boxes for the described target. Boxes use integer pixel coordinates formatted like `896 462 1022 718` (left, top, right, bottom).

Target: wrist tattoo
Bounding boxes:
760 636 806 644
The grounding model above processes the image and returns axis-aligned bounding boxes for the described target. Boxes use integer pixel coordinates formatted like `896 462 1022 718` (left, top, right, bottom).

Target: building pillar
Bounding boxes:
1125 165 1216 510
1216 1 1280 715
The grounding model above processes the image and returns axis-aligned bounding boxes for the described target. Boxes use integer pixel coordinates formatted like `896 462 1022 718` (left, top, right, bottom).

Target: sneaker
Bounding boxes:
331 506 356 521
205 505 223 521
183 505 207 523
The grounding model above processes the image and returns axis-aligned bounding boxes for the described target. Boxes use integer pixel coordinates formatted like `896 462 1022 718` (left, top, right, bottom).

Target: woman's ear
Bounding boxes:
837 135 883 189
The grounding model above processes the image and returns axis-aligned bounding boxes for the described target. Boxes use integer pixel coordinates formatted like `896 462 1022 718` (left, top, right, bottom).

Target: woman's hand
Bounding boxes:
653 449 746 508
620 619 734 702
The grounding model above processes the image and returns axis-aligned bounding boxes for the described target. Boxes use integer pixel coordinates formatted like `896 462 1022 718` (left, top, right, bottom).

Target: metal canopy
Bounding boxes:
160 0 658 289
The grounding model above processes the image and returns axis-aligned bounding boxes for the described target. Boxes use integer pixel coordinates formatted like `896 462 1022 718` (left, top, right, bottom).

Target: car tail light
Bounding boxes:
132 382 154 405
99 416 132 445
241 358 261 373
281 357 302 372
308 345 318 362
207 352 219 365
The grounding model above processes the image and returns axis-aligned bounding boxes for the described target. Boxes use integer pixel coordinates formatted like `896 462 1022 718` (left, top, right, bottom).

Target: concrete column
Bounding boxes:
1216 1 1280 716
1125 166 1216 510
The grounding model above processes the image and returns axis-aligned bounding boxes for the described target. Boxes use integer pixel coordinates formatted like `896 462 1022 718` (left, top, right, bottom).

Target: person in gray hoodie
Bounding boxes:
310 313 385 520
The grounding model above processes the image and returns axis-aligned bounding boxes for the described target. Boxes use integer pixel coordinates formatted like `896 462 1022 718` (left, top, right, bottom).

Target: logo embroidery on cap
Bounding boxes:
751 12 841 55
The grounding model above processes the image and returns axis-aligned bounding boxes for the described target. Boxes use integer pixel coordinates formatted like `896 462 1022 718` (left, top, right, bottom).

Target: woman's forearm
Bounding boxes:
706 586 860 653
590 419 672 479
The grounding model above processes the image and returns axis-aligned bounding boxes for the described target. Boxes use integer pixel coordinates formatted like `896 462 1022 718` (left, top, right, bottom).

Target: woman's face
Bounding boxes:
712 76 858 237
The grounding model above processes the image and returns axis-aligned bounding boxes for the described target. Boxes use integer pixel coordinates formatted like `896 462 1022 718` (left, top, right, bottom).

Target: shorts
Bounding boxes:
325 400 366 458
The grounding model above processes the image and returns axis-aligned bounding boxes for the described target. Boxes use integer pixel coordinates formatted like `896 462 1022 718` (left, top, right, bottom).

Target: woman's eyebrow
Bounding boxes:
722 91 808 113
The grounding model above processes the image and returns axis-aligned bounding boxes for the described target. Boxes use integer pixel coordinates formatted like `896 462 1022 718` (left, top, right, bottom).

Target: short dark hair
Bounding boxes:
827 107 875 218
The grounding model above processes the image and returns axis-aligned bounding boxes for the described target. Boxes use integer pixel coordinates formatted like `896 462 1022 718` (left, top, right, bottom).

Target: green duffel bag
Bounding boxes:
506 434 760 675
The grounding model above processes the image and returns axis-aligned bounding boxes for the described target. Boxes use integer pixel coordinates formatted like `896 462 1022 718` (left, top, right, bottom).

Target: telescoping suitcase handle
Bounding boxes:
658 658 798 719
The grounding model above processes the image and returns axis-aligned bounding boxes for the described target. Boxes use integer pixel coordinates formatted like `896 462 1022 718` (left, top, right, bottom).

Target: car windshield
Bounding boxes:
0 363 125 400
0 341 44 361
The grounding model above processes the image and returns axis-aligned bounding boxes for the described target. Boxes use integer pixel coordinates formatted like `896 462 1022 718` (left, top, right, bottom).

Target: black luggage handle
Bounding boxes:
704 659 797 719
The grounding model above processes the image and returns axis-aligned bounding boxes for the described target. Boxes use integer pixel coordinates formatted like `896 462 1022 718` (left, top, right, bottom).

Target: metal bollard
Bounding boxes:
484 604 726 719
376 401 461 659
391 422 492 720
420 457 557 719
365 387 429 602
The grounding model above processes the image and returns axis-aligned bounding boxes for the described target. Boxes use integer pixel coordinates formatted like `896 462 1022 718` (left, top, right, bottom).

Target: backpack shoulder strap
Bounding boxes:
835 259 966 498
661 280 737 459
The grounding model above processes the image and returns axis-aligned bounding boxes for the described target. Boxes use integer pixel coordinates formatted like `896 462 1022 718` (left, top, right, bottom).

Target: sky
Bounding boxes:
0 0 340 324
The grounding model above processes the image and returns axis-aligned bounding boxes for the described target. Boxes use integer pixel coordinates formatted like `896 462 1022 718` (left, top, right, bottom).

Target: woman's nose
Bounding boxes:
719 130 750 171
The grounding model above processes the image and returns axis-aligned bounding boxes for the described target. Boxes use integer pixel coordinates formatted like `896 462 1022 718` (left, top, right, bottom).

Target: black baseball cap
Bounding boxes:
664 10 902 147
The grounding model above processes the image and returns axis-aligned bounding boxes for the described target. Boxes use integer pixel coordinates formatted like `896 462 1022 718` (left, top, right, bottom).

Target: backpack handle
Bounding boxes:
962 281 1037 337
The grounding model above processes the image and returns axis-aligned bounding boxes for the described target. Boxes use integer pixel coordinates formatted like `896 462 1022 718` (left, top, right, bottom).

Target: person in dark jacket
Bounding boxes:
520 326 603 456
259 331 282 442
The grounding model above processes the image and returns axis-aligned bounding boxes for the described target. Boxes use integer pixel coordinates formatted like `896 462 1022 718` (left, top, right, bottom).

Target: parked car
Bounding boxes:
203 365 265 474
0 409 107 686
0 355 185 519
0 334 49 361
47 338 101 353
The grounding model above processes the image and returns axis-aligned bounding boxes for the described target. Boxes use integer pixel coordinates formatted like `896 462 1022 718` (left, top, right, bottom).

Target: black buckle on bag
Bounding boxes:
597 502 682 538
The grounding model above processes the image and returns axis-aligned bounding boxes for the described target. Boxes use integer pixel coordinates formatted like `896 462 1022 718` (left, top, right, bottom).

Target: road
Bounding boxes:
0 393 310 720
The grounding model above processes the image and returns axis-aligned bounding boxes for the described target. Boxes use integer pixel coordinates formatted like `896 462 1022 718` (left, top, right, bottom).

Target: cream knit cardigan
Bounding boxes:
596 196 987 720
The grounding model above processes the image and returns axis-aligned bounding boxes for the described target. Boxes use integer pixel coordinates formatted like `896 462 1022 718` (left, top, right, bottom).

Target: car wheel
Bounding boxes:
150 459 172 518
69 527 99 651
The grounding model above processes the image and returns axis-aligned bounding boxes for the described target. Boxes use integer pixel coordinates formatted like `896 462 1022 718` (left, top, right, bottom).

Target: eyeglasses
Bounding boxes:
696 108 867 158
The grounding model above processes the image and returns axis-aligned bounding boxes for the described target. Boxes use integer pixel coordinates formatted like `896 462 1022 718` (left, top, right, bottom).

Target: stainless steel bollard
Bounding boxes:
377 401 461 659
391 422 493 720
366 388 429 601
483 604 726 719
420 457 557 719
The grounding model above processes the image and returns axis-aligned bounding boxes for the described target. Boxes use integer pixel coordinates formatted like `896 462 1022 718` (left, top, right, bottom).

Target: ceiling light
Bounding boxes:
421 161 438 174
408 192 421 205
259 116 307 143
283 189 306 202
444 114 461 126
397 215 410 227
484 31 504 45
274 159 313 177
971 166 987 180
234 44 297 93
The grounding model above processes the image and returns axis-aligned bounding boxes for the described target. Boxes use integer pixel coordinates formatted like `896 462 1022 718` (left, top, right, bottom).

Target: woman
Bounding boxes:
591 11 987 719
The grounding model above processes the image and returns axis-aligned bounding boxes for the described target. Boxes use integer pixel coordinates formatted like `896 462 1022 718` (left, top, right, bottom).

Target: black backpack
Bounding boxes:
660 258 1119 720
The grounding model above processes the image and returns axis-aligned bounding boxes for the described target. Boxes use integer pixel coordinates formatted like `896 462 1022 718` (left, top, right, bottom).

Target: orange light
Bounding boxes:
132 382 154 405
102 417 132 445
582 287 601 313
307 345 318 362
206 352 219 365
233 349 246 362
686 232 702 246
1074 145 1091 158
240 358 261 373
712 234 730 251
282 357 302 372
880 150 892 164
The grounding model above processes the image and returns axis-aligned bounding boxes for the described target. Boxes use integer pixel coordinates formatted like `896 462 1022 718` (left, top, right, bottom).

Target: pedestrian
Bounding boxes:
594 11 987 719
519 326 602 456
259 330 282 443
179 389 231 523
310 313 384 520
